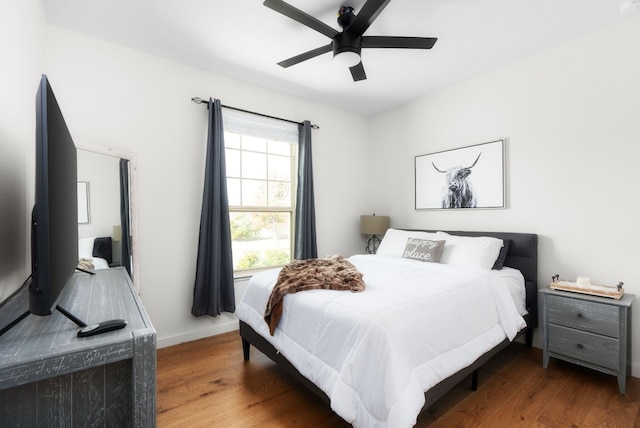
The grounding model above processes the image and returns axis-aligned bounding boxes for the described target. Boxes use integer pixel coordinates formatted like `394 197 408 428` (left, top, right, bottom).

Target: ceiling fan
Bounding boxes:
263 0 438 81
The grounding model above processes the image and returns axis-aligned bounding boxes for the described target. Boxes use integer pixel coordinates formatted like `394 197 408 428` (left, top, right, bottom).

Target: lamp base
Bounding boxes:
366 235 382 254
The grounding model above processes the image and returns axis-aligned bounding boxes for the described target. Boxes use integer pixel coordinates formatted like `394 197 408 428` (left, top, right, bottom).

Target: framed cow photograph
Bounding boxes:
415 139 505 210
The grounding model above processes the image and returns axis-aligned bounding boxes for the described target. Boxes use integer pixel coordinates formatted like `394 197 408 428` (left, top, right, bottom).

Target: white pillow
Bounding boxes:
78 237 96 259
434 231 504 270
92 257 110 270
376 228 438 257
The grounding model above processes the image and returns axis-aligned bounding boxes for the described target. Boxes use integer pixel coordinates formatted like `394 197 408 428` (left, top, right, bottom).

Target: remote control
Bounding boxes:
77 319 127 337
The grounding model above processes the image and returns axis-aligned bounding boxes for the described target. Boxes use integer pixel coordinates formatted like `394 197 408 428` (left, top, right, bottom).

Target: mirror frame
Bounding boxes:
76 142 141 292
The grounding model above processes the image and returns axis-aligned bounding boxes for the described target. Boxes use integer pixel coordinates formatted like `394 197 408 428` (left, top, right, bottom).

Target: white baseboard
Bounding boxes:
156 319 239 349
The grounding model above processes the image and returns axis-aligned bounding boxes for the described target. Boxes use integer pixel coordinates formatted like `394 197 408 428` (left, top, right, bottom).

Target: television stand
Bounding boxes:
0 310 29 337
55 304 88 327
0 268 156 426
0 268 97 337
0 300 88 339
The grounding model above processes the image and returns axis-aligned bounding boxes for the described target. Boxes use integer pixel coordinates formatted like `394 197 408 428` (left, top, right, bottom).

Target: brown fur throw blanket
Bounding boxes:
77 258 94 271
264 255 365 335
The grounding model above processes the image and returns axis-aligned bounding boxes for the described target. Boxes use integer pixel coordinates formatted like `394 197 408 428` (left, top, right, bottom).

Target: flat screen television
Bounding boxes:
29 74 80 316
0 75 126 338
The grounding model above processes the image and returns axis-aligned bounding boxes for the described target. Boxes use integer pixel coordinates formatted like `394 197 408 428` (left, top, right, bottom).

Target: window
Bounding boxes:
223 109 298 272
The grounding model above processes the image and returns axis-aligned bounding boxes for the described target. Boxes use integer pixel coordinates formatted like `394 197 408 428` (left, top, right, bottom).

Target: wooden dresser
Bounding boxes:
0 268 156 426
540 287 633 394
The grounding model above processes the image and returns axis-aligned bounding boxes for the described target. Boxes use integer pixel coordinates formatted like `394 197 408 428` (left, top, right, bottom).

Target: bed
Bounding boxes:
235 229 538 427
78 236 113 270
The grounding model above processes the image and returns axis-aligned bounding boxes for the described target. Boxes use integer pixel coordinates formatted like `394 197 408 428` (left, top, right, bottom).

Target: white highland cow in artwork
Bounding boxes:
432 153 482 208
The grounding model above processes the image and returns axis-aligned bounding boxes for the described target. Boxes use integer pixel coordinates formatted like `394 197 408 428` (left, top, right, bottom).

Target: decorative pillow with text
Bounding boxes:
402 238 445 263
377 228 438 257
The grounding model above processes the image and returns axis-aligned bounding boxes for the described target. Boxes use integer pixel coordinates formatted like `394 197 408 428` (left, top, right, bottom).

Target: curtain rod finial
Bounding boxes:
191 97 206 104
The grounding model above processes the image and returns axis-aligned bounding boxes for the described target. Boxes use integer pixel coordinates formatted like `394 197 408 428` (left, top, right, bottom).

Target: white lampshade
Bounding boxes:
360 215 390 235
334 51 361 67
112 225 122 241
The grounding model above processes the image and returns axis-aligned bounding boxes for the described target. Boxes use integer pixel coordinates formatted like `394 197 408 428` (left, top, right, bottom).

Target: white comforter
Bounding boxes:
234 254 526 427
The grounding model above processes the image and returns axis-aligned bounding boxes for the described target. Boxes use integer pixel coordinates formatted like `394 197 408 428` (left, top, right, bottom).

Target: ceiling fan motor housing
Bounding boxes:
333 31 362 58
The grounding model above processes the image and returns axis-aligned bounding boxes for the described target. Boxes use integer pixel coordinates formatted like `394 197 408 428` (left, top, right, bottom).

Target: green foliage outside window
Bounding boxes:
236 249 289 270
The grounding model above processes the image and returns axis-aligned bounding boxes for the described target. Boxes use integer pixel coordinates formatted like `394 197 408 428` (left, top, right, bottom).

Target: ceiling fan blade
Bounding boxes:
362 36 437 49
346 0 392 36
277 43 333 68
263 0 338 39
349 62 367 81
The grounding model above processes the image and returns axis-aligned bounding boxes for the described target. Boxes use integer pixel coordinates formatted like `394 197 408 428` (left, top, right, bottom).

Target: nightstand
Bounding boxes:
540 288 633 394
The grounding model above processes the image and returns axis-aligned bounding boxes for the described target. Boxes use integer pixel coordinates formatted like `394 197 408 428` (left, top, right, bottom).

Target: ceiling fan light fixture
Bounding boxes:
334 50 361 67
619 0 640 14
333 30 362 67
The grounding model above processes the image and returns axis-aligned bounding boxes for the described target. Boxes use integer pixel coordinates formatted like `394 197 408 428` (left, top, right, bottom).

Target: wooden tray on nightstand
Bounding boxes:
550 280 624 300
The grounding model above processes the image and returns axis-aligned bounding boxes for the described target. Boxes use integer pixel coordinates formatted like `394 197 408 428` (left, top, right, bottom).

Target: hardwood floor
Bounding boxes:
157 331 640 427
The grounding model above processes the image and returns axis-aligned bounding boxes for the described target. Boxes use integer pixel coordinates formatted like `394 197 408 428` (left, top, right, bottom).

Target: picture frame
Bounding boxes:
77 181 90 223
415 139 505 210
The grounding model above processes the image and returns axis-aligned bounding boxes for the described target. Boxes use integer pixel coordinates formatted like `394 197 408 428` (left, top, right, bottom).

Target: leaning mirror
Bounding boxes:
76 143 139 290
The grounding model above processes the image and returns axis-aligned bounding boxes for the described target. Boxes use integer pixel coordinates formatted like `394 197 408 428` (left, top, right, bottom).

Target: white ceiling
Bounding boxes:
41 0 635 116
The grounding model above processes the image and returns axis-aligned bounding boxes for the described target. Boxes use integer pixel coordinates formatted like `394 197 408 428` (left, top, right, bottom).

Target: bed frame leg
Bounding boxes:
242 338 250 361
471 369 479 391
525 328 533 348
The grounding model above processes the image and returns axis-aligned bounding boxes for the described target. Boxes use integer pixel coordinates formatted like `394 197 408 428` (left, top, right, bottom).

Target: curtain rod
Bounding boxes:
191 97 319 129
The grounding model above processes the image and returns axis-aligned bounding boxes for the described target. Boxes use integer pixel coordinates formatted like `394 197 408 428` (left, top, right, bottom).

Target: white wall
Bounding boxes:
366 17 640 374
0 0 46 302
43 26 369 347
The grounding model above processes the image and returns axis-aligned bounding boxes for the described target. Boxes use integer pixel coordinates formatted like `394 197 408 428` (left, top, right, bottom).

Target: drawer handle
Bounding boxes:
577 344 584 349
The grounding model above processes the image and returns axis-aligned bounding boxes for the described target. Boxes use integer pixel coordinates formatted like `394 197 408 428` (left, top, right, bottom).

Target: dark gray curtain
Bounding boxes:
119 159 131 277
192 98 235 317
294 120 317 260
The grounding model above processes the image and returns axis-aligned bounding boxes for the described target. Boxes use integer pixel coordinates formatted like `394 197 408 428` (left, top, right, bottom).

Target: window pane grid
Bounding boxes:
227 136 294 211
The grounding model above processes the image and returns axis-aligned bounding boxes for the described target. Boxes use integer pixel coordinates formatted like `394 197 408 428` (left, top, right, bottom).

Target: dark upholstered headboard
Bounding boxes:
93 236 113 265
406 230 539 331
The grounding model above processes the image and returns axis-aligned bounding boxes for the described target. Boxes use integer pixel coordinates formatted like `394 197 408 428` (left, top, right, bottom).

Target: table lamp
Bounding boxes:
360 214 390 254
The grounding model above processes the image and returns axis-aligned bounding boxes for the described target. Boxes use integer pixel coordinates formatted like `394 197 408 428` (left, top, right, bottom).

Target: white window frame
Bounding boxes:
222 108 298 274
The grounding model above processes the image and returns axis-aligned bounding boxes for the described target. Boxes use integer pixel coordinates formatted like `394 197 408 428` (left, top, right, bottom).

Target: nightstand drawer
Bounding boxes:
547 295 619 338
548 324 618 370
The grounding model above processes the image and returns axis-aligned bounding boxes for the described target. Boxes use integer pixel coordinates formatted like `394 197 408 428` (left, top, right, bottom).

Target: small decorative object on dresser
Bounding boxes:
541 287 634 394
